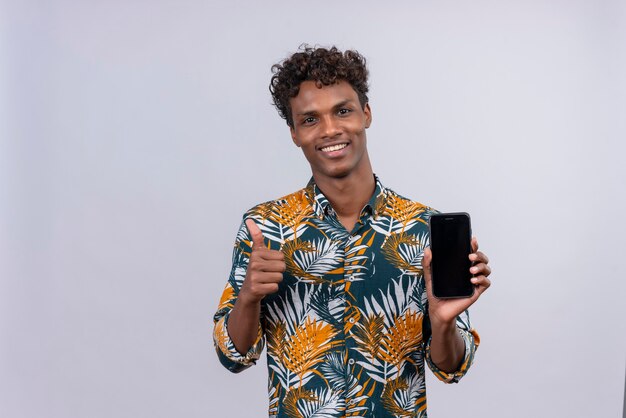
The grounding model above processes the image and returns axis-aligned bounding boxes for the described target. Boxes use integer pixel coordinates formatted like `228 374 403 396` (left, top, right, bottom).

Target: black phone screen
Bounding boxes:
429 213 474 298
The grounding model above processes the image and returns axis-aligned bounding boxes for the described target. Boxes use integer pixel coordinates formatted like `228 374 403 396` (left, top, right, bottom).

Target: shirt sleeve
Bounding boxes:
424 309 480 383
212 219 265 373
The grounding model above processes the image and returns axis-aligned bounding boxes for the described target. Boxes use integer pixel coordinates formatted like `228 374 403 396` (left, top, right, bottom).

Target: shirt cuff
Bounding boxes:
425 327 480 383
213 312 264 373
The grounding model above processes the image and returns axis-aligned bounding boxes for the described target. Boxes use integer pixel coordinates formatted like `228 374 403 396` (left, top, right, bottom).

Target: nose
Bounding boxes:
320 115 341 138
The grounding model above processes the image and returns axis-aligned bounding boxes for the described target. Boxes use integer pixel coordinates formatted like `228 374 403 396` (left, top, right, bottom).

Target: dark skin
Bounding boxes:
423 240 491 370
287 80 375 232
228 80 492 372
227 218 286 354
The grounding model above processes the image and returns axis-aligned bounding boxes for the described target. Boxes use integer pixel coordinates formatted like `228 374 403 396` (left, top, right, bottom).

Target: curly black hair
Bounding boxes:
269 45 369 128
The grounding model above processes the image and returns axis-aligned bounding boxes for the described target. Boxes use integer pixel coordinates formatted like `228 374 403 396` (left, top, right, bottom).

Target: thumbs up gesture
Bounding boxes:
239 219 286 304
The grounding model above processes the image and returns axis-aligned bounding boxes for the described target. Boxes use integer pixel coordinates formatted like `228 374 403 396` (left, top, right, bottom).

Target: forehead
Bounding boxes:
290 80 359 112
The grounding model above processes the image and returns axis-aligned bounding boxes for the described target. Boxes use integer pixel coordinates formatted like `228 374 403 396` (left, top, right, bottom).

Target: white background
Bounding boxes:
1 0 625 417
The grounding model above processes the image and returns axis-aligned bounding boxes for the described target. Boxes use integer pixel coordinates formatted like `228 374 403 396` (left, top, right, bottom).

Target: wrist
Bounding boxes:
236 288 263 308
429 316 457 336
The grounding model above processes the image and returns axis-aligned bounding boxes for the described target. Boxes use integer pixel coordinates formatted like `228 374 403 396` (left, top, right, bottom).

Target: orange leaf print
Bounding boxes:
378 310 423 370
268 192 313 231
381 232 423 273
380 193 427 227
217 285 236 311
283 318 338 378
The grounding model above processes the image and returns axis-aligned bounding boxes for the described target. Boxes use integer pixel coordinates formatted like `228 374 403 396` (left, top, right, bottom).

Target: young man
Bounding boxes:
213 46 492 417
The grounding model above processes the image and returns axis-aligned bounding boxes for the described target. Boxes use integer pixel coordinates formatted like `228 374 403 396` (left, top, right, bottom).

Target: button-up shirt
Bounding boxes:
213 176 479 417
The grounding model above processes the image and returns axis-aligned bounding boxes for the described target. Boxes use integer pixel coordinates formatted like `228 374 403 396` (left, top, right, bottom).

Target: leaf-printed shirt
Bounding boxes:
213 175 479 417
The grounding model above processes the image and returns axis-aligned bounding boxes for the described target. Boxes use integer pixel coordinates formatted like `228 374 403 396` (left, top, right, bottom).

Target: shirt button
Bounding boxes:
348 359 355 365
349 318 355 324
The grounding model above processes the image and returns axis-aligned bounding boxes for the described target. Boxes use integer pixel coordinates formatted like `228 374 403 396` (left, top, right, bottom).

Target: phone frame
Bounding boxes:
428 212 475 299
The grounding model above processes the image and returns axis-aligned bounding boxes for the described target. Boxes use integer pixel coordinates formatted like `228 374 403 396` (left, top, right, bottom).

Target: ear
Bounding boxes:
290 126 301 147
364 103 372 128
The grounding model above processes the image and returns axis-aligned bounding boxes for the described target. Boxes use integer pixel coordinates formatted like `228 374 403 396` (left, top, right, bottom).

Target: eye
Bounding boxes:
338 108 352 116
302 116 317 125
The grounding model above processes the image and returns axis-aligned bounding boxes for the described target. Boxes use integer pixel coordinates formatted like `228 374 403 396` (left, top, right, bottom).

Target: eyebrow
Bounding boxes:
332 99 353 110
296 99 356 117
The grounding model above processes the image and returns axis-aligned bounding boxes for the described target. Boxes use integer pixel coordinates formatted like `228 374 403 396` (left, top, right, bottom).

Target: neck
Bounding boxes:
313 156 375 219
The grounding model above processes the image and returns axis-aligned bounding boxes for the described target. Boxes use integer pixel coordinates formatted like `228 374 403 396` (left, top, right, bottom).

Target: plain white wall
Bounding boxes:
1 0 625 417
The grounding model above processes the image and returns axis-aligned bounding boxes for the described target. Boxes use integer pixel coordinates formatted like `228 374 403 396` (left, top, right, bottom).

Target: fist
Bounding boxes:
239 219 285 304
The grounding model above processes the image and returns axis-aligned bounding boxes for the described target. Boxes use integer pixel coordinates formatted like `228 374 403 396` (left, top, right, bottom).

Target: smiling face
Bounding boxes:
289 80 372 182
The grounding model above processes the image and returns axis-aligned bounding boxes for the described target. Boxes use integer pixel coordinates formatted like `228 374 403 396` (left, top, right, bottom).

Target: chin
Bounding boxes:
322 167 353 179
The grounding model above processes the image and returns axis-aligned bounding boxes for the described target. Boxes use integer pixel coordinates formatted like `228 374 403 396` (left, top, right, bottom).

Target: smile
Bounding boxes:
320 143 348 152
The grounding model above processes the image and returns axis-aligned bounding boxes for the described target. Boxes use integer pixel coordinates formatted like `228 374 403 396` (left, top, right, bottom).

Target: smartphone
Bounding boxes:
428 212 474 299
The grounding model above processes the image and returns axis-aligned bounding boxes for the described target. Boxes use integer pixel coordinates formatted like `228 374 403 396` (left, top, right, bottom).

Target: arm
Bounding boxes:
428 316 466 373
227 296 263 355
228 219 285 354
422 237 491 380
213 218 284 372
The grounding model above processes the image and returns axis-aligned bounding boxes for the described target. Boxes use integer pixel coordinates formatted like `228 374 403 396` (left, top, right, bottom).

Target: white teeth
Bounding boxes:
321 143 347 152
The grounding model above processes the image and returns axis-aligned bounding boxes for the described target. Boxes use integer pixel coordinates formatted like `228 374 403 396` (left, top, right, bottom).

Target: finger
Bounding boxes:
258 260 287 273
245 219 266 250
470 275 491 293
470 263 491 277
471 237 479 253
247 283 280 298
257 249 285 262
469 249 489 263
259 283 280 295
421 247 433 294
259 272 284 283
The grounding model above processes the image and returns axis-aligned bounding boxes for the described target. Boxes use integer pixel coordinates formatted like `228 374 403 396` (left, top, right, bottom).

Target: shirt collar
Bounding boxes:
305 174 388 220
